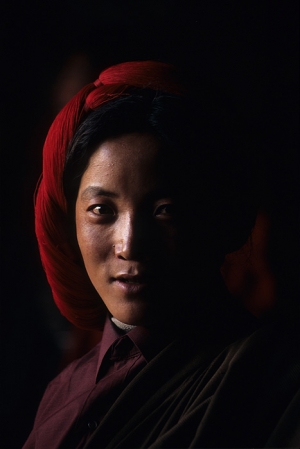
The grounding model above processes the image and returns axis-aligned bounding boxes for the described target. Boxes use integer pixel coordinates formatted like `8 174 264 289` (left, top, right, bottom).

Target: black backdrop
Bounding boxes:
1 1 299 447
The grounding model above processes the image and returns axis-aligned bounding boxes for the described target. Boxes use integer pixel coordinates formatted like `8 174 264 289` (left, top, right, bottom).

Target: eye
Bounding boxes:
154 204 176 217
88 204 115 216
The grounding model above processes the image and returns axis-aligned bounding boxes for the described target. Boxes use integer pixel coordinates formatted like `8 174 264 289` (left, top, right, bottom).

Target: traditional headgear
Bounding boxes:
35 61 184 329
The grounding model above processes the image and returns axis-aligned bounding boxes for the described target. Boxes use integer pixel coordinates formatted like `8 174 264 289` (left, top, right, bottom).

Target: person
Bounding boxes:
23 61 299 448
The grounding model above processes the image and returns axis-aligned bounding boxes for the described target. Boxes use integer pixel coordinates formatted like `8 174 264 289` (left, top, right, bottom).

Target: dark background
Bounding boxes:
1 1 299 447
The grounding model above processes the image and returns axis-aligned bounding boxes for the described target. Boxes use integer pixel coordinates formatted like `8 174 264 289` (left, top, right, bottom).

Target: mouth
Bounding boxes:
112 274 150 295
115 275 148 284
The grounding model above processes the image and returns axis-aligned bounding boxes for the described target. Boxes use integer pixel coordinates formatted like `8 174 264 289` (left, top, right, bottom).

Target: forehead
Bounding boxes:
92 132 160 168
78 132 173 197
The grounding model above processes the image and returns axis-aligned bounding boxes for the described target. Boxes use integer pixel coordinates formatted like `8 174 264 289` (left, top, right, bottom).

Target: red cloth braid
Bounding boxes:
35 61 184 329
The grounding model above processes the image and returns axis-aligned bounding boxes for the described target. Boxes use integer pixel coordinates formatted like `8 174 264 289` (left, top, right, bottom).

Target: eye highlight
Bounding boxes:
154 204 176 217
88 204 115 216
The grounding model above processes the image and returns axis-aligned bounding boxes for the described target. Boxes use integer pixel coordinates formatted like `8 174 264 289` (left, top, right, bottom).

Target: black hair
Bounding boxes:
64 89 194 205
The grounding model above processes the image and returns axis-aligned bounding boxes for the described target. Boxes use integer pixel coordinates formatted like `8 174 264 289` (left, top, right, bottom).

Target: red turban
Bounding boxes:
35 61 184 330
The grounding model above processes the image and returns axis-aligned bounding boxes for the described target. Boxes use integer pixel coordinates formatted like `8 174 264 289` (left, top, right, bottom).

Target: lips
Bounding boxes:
112 273 150 295
115 274 148 283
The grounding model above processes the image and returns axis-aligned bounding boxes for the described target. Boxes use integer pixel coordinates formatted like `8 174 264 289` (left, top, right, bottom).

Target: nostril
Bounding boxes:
114 242 125 256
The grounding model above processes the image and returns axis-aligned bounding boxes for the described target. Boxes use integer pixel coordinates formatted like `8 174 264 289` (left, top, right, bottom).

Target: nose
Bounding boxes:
114 212 149 261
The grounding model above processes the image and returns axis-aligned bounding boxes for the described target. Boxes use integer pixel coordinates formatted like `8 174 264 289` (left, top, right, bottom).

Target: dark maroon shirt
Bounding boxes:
24 316 171 449
23 310 300 448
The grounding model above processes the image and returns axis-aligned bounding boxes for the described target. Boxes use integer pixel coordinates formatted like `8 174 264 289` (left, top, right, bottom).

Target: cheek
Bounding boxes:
158 224 180 256
152 228 183 280
76 217 110 267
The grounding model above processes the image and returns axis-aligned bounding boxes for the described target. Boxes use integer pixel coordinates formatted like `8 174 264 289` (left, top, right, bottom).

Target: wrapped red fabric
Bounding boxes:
35 61 184 330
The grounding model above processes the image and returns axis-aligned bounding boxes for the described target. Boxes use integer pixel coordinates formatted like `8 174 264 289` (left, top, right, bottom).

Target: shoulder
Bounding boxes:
193 315 300 447
52 340 101 386
33 340 101 428
229 314 300 368
213 314 300 397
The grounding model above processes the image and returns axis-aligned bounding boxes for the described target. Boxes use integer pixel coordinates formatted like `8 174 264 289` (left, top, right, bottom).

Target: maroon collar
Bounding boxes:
95 316 173 381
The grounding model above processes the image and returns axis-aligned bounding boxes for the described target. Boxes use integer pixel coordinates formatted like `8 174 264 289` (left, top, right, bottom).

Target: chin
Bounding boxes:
109 301 160 327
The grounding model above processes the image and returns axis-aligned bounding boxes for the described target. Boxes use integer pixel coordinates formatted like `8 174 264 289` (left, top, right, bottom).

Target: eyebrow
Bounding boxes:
144 188 175 202
80 186 118 200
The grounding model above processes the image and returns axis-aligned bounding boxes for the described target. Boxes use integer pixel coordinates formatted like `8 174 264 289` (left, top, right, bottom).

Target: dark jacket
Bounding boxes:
23 315 300 448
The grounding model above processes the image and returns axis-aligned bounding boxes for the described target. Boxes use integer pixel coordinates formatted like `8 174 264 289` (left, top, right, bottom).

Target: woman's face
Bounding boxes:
75 132 185 326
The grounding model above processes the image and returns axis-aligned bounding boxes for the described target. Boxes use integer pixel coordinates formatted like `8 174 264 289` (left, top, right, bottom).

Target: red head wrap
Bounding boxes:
35 61 184 329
